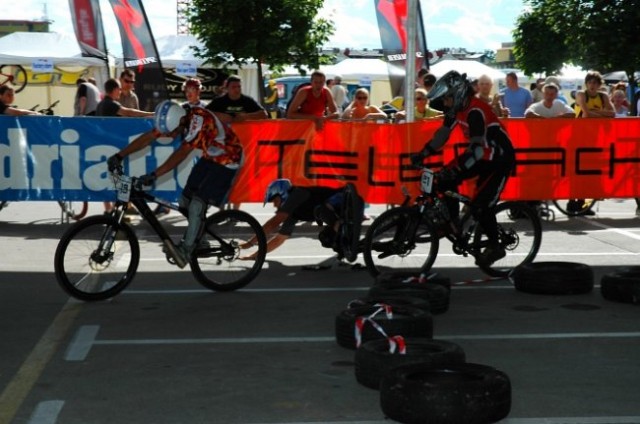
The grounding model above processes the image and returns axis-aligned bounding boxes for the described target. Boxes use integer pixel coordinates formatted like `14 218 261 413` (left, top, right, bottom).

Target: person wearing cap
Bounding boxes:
543 76 569 104
182 78 207 109
107 101 243 267
524 83 576 118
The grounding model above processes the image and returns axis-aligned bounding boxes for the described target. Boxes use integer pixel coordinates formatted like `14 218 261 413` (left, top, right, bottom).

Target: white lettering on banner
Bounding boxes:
0 128 29 190
124 57 158 67
0 122 197 199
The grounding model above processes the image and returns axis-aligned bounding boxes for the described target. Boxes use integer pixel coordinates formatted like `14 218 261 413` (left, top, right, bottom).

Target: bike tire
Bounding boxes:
474 201 542 278
552 199 597 217
58 200 89 221
191 209 266 292
362 206 439 278
0 65 28 93
340 183 363 263
54 215 140 301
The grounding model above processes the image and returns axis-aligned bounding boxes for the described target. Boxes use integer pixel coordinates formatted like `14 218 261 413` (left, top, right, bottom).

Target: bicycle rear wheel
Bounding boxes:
191 209 266 291
58 200 89 220
340 183 363 262
552 199 597 217
0 65 27 93
363 207 439 278
474 202 542 278
54 215 140 301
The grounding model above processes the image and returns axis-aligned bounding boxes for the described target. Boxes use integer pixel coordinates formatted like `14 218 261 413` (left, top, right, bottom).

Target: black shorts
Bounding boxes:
182 158 238 207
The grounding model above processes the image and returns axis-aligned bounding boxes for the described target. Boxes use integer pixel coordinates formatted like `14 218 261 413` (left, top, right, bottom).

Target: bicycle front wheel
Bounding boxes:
54 215 140 301
474 202 542 278
363 207 439 278
191 209 266 292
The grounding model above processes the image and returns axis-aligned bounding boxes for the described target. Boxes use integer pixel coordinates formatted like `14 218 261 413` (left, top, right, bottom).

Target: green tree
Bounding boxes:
187 0 335 104
513 0 640 102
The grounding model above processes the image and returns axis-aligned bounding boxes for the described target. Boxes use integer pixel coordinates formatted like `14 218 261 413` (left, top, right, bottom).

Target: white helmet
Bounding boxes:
154 100 186 134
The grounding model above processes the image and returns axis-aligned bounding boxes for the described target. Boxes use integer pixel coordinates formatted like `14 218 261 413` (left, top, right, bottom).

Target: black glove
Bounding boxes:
138 172 157 186
436 167 459 184
410 152 424 167
107 154 123 173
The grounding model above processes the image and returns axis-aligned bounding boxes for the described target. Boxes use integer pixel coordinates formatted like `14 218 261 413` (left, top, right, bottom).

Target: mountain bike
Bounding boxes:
0 64 27 93
362 168 542 278
54 170 267 301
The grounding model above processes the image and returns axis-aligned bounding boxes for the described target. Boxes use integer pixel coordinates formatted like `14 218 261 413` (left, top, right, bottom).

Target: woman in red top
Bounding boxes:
286 70 339 130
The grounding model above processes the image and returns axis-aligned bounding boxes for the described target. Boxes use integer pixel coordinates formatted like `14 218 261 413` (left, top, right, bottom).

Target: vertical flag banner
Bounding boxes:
68 0 110 82
108 0 169 111
375 0 429 97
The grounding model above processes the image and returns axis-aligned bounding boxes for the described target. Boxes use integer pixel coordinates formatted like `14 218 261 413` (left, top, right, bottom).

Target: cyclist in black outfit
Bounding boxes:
246 179 364 261
411 70 516 266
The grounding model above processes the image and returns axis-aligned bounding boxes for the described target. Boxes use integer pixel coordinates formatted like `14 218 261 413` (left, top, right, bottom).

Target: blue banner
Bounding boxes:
0 116 195 202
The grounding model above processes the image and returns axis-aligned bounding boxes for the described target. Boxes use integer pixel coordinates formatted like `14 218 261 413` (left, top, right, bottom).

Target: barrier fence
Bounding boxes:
1 116 640 204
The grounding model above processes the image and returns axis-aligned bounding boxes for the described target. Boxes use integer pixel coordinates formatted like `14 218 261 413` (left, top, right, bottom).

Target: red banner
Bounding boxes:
107 0 168 111
228 118 640 204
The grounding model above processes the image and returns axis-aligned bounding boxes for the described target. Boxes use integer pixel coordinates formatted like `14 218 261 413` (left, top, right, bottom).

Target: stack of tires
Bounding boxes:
600 266 640 305
335 271 512 423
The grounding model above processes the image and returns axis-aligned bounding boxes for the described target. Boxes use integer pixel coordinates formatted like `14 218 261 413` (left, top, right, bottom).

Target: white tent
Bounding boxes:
430 59 506 93
0 32 108 115
0 32 106 67
149 35 262 100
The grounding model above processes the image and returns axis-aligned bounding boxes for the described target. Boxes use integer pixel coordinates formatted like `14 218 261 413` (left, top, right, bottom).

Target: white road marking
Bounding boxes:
27 400 64 424
65 326 640 362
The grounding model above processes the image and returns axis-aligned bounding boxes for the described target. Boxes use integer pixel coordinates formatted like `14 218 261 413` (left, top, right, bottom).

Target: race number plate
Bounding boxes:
116 176 132 202
421 169 434 194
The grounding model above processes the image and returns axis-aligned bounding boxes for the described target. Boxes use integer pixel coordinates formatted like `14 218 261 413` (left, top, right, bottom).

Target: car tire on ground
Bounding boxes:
375 271 452 290
368 282 450 315
380 362 512 424
511 262 593 295
601 268 640 304
355 338 466 390
347 295 431 314
335 305 433 350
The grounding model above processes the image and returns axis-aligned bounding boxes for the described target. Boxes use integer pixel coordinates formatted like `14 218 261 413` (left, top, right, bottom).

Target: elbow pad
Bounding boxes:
424 126 451 154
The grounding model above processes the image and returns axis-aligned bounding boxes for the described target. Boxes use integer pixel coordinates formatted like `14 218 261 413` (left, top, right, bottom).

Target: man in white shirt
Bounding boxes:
524 83 575 118
330 75 348 112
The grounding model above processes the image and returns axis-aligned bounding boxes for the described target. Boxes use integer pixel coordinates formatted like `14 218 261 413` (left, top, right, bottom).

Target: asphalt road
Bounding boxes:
1 199 640 424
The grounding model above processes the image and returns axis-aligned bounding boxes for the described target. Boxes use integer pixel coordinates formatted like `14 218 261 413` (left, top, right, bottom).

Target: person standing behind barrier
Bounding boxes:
574 71 615 118
287 70 339 130
206 75 267 123
331 75 348 112
394 88 443 121
476 74 507 117
182 78 207 109
206 75 267 210
118 69 140 110
97 78 153 215
0 85 41 116
341 87 387 120
524 83 576 119
502 72 532 117
73 77 101 116
611 89 629 117
568 71 615 215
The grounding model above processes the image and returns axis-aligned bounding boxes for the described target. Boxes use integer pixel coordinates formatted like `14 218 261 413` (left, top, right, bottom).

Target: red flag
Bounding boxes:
375 0 429 97
107 0 169 111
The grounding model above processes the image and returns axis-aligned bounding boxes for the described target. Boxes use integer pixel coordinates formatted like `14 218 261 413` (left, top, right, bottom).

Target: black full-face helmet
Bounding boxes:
427 70 474 113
